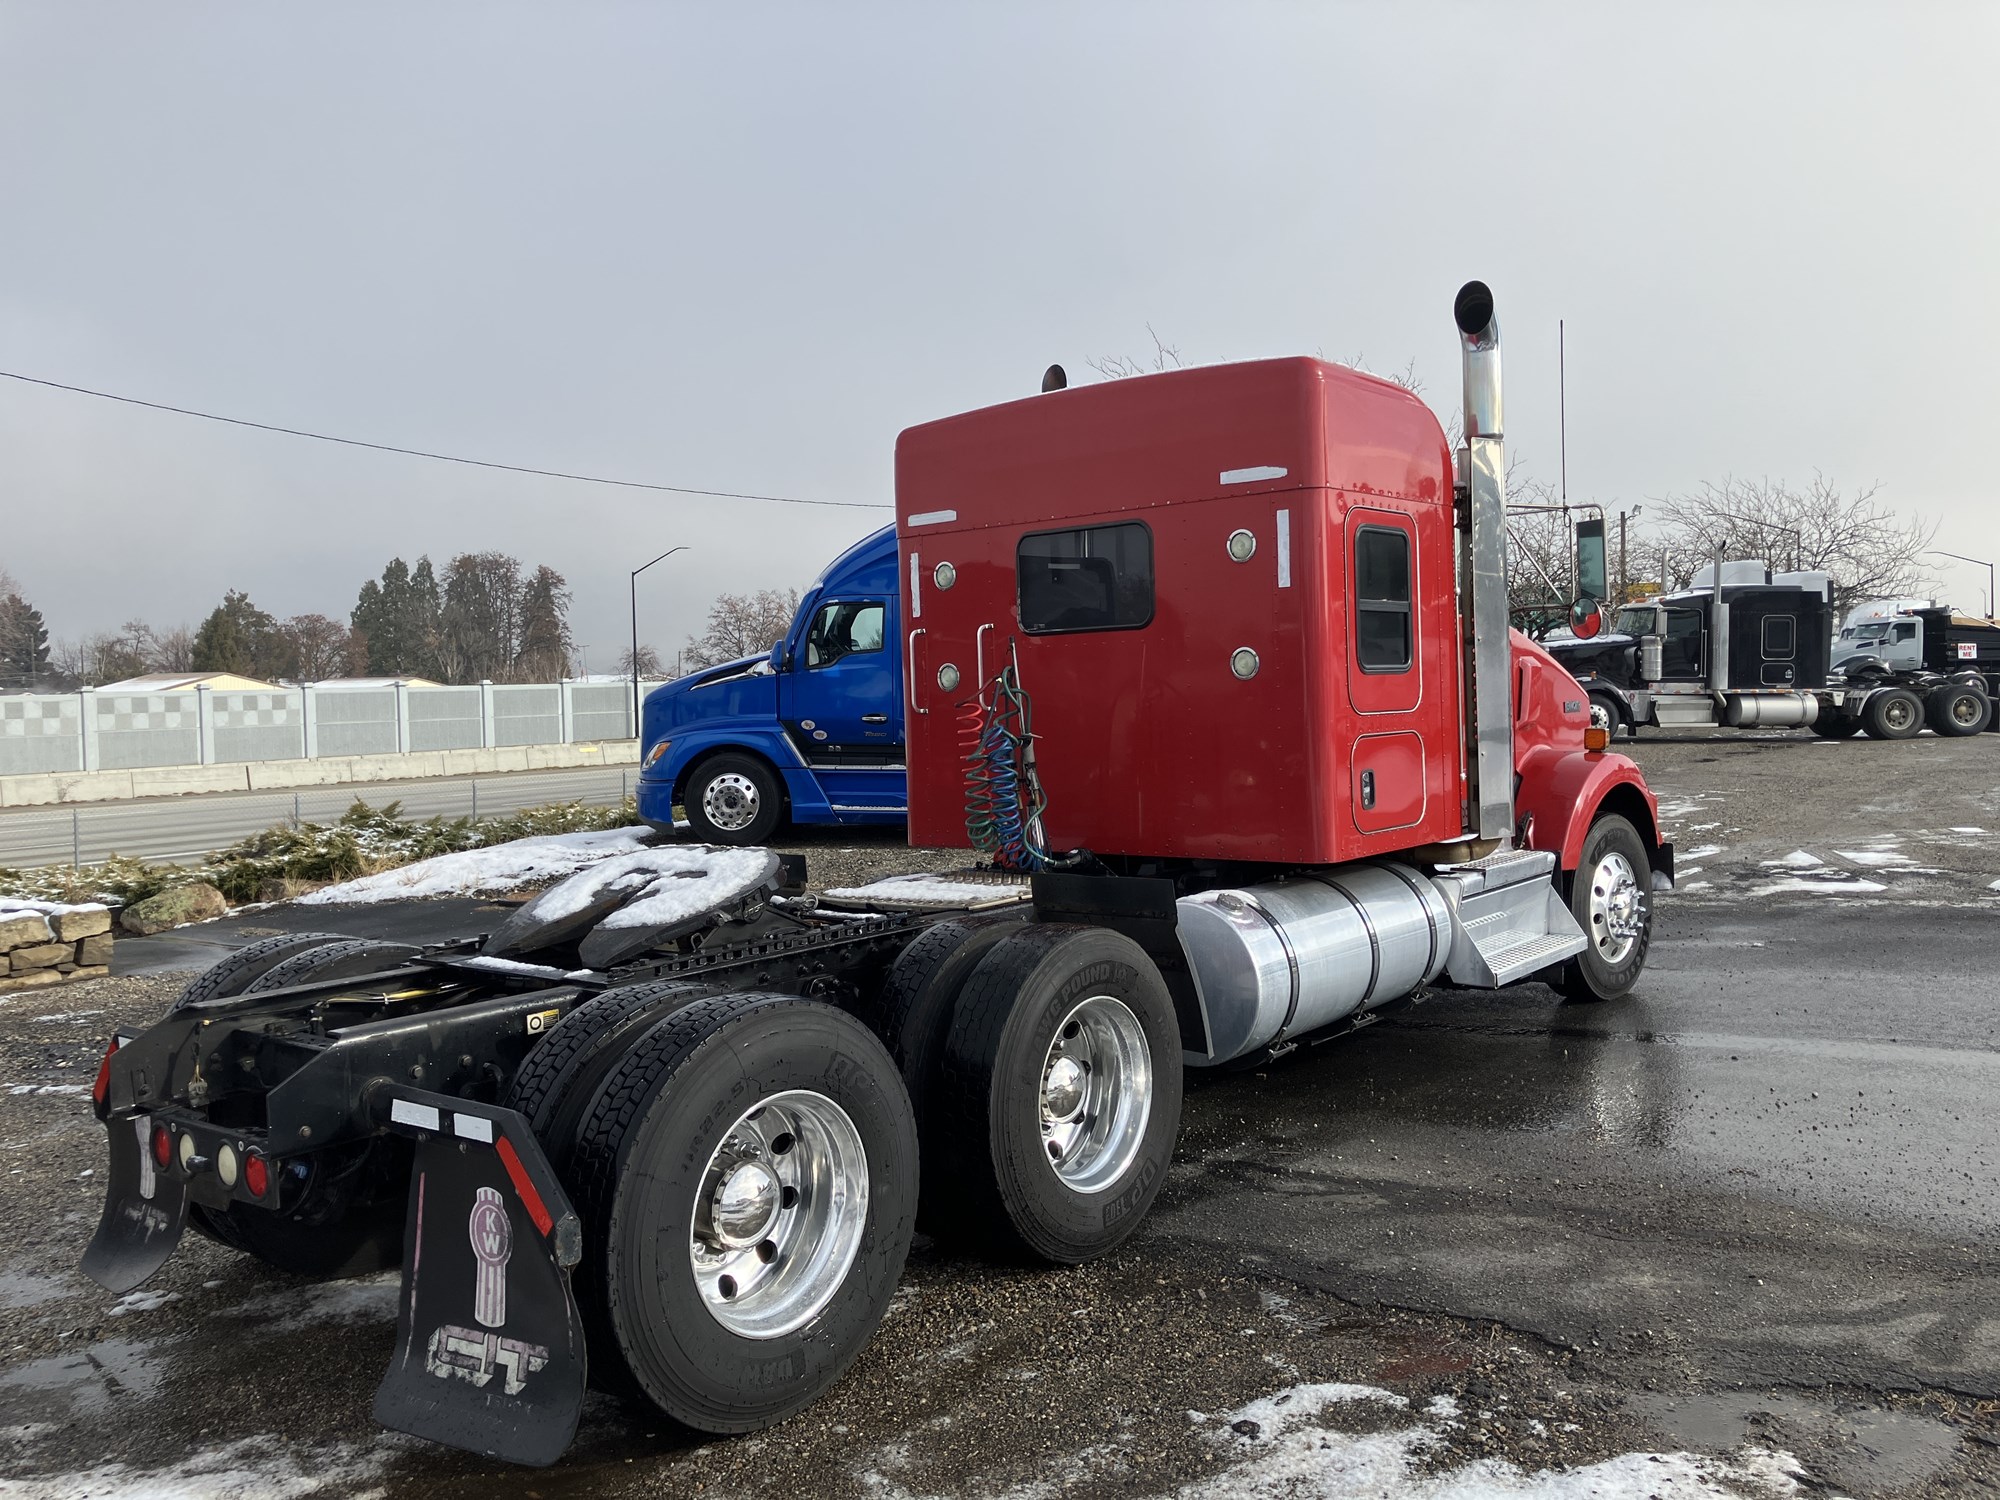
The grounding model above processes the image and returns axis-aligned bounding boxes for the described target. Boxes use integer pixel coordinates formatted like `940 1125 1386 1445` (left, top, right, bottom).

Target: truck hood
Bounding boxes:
646 655 778 737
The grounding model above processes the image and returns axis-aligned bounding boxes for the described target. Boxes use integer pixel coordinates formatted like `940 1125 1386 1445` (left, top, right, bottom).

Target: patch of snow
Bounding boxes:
1949 826 1986 834
0 1437 390 1500
0 898 107 919
227 1272 400 1335
595 848 781 931
456 955 595 981
1677 881 1714 891
1762 850 1822 868
1835 850 1915 866
1988 879 2000 892
1683 844 1725 859
106 1289 180 1317
822 874 1032 906
6 1084 88 1097
299 827 654 905
30 1011 102 1024
1425 1394 1461 1420
1746 876 1887 897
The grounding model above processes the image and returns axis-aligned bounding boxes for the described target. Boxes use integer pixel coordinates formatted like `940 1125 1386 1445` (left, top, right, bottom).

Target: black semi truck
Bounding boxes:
1549 562 1997 740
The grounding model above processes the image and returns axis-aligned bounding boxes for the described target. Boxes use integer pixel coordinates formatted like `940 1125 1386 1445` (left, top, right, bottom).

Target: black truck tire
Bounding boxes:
191 938 420 1275
868 912 1028 1228
933 925 1182 1264
1556 813 1653 1004
1927 683 1991 737
169 932 354 1013
683 753 784 846
564 992 917 1432
1810 713 1862 739
505 978 715 1170
1861 688 1924 740
241 938 421 995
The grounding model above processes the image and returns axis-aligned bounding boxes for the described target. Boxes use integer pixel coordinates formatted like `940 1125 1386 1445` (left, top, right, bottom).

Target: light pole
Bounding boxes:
1613 504 1642 603
1930 549 1996 617
630 546 688 734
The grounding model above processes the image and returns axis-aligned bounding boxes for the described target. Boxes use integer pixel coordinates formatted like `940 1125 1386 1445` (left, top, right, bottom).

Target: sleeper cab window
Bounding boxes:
1762 615 1795 658
1017 522 1154 634
1354 524 1413 673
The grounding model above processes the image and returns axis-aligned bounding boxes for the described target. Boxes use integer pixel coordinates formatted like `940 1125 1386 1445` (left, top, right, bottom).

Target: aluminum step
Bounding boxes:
1430 850 1588 987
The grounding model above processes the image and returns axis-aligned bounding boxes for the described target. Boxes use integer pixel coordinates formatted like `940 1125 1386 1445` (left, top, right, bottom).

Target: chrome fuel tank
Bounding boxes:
1177 865 1452 1066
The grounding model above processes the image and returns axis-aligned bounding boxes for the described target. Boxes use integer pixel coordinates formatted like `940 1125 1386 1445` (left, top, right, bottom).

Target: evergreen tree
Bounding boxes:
352 556 442 677
191 590 281 677
516 565 573 680
0 589 52 689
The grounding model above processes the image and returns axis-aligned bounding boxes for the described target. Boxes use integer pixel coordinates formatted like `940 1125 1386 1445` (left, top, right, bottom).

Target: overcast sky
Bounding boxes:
2 3 1995 666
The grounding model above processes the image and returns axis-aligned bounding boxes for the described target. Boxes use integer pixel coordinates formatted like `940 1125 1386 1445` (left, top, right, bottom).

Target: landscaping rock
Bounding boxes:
50 907 112 941
76 933 115 966
10 943 71 972
0 968 62 992
0 913 53 951
119 883 228 936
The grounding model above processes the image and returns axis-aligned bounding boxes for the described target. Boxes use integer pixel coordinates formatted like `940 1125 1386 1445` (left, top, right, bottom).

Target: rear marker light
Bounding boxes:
244 1154 270 1199
216 1143 240 1188
92 1037 119 1117
151 1124 172 1169
178 1132 202 1171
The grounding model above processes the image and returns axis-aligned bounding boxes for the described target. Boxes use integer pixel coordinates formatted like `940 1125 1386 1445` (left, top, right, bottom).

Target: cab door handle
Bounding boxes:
861 714 888 724
906 629 927 716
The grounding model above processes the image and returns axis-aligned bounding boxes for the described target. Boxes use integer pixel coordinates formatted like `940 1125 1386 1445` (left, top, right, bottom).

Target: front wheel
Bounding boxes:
683 754 784 845
1556 814 1653 1004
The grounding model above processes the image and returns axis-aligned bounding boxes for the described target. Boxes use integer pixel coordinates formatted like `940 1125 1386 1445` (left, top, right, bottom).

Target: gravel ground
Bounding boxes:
4 731 1999 1497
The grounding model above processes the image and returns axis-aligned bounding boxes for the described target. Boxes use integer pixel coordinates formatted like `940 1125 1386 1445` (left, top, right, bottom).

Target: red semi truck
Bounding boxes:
81 282 1669 1465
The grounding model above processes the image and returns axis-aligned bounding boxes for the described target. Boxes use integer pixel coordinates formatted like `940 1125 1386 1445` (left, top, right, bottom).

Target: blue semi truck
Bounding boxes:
636 525 908 843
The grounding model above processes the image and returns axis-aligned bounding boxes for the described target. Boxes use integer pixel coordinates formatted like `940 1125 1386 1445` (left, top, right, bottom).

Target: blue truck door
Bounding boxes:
779 593 906 813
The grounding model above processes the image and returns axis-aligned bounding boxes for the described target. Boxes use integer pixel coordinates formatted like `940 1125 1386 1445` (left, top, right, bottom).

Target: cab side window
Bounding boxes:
804 601 885 668
1354 526 1413 673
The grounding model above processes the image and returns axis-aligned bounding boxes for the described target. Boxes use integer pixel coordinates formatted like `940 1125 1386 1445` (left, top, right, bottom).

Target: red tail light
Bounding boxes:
243 1153 270 1200
91 1037 120 1119
151 1124 173 1169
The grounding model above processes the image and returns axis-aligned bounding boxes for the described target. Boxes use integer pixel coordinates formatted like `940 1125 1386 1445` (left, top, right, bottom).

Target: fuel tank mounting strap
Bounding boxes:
1298 873 1383 1006
1230 889 1301 1042
1371 862 1443 981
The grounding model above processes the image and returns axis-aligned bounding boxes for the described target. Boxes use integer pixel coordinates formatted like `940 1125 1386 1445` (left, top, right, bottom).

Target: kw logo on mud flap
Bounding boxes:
469 1186 512 1328
425 1325 550 1396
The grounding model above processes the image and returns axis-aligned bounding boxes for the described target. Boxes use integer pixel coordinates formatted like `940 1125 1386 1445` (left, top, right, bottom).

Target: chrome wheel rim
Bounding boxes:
1586 850 1645 966
702 772 761 833
1588 700 1614 733
1039 996 1152 1194
690 1089 868 1339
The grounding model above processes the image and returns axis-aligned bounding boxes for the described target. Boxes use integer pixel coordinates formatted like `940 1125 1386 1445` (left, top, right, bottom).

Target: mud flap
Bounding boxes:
370 1088 587 1468
82 1114 189 1295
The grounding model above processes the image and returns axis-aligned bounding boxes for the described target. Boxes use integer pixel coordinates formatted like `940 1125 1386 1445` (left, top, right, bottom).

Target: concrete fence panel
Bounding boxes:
312 689 400 758
95 693 200 770
0 695 82 777
493 684 561 747
569 682 634 742
407 686 484 752
211 690 307 764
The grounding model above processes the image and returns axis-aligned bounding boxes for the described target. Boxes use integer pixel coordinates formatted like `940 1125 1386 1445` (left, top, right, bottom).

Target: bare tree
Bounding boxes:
279 613 363 680
683 589 802 671
1648 475 1935 621
133 621 197 672
1087 326 1184 381
618 644 664 676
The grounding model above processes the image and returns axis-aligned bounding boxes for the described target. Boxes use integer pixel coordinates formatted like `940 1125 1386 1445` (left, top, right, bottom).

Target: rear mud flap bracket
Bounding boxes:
370 1088 586 1468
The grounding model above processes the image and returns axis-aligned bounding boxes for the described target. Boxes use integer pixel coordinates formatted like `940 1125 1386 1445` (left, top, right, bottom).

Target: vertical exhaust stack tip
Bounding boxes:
1454 280 1502 440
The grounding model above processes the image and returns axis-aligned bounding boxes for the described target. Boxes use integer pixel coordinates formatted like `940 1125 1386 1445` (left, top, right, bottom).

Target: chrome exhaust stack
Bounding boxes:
1455 281 1514 844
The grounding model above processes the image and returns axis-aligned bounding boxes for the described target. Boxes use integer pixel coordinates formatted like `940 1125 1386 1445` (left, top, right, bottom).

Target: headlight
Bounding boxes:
643 740 671 768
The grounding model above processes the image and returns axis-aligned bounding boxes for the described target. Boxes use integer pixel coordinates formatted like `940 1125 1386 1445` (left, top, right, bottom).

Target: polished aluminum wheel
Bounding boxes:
1039 995 1152 1194
690 1089 868 1339
1585 850 1645 965
701 772 762 834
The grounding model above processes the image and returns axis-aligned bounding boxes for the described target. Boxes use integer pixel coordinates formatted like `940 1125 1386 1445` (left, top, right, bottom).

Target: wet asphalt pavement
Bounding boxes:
3 733 1998 1497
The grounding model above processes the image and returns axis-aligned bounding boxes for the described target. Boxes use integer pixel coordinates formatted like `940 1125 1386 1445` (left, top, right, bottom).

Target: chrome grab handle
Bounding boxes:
906 629 927 715
975 623 996 689
861 713 888 724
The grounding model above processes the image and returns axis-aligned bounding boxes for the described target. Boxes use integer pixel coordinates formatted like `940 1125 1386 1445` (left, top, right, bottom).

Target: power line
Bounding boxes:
0 367 890 511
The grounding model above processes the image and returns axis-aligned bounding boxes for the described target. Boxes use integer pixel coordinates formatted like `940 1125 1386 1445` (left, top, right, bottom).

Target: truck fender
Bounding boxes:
664 731 800 805
1516 746 1668 882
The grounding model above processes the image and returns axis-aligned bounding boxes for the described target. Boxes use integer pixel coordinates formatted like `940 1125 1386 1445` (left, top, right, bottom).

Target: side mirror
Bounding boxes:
1569 596 1604 640
770 641 789 672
